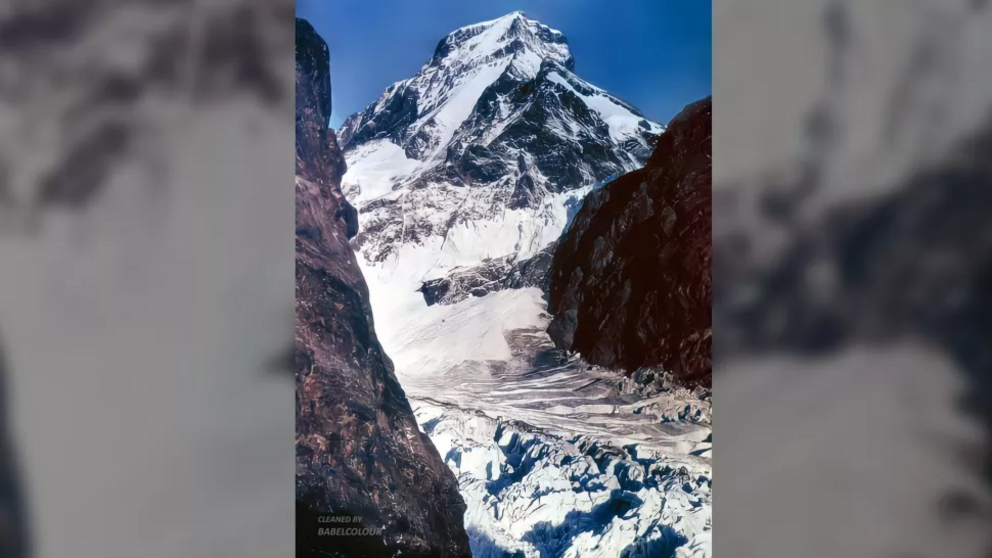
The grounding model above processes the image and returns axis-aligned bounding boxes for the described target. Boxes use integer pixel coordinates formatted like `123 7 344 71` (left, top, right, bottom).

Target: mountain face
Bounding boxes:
338 11 663 269
294 19 471 558
548 97 713 388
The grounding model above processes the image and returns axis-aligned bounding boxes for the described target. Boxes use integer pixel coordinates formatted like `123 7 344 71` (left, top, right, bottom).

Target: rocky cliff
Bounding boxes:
547 97 712 388
294 18 471 558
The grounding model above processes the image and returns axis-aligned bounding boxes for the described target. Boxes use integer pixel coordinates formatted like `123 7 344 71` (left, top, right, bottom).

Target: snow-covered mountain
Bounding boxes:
337 12 710 558
339 11 663 269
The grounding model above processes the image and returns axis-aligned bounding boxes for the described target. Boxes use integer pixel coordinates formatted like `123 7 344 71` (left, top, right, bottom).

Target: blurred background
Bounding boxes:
714 0 992 556
0 0 989 557
0 0 296 556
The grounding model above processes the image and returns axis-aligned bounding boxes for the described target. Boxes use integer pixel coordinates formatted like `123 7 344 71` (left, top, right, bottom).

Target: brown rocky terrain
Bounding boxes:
547 97 712 388
294 18 471 558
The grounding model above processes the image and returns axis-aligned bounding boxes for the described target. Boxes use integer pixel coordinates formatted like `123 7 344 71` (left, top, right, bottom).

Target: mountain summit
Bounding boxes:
338 12 663 267
429 11 575 73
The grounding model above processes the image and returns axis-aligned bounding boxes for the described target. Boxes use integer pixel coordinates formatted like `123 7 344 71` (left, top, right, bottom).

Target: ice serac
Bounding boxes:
294 18 471 558
338 11 664 268
548 97 713 388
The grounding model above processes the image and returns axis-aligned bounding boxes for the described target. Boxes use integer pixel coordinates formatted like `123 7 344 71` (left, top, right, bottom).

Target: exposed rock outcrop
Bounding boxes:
294 18 471 558
418 242 557 306
548 97 712 388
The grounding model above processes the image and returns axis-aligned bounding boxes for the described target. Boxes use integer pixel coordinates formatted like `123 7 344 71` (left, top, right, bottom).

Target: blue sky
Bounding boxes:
297 0 711 129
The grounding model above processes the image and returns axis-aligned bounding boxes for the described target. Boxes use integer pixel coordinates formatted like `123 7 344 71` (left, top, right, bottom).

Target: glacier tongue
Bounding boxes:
402 323 712 558
339 11 710 558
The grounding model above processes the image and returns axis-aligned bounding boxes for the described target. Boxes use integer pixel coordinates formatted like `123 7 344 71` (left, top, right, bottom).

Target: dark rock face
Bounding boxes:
0 340 28 558
547 97 712 388
419 60 644 198
294 19 471 558
419 242 558 306
427 61 640 197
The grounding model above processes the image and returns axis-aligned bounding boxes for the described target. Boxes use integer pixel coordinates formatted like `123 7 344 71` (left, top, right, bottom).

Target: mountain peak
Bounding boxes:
492 10 526 21
432 11 573 74
457 11 536 32
338 15 664 266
